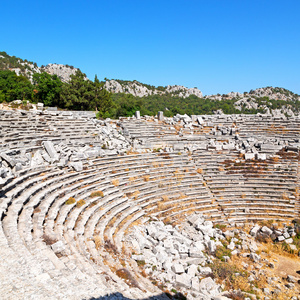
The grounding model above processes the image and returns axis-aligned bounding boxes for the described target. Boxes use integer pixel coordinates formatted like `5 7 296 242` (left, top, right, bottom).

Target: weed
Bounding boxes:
215 245 231 261
33 207 41 213
143 175 150 182
90 191 104 198
162 195 169 201
214 223 227 231
65 197 76 205
42 234 57 246
196 168 203 174
76 199 86 208
116 268 139 288
104 239 118 255
136 260 145 266
111 179 119 186
94 235 102 249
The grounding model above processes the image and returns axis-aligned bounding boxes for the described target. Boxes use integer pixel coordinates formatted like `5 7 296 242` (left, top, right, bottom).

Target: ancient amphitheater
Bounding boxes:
0 108 299 300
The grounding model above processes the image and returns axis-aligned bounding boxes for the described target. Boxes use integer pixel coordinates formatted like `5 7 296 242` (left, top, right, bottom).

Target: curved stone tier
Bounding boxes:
0 110 299 299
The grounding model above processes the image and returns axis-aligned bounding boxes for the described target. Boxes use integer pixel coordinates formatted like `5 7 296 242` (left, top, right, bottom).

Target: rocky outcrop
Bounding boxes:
104 80 203 98
42 64 79 83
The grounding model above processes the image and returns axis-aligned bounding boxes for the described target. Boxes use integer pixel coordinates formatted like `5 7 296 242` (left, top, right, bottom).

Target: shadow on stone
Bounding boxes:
88 291 187 300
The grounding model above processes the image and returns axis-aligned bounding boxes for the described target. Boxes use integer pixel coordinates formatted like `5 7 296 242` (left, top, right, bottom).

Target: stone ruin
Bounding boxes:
0 108 299 299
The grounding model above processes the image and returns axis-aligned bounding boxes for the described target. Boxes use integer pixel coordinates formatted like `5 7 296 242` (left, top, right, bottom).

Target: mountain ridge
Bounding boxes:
0 50 299 117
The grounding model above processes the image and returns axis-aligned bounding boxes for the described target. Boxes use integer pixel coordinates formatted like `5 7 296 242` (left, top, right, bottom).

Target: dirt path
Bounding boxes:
274 254 300 280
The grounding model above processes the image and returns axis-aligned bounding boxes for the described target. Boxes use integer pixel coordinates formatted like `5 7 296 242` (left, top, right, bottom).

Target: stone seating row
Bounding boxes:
1 152 219 297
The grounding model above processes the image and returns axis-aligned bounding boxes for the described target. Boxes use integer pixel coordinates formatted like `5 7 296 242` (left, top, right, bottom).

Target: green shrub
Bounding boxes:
215 245 232 261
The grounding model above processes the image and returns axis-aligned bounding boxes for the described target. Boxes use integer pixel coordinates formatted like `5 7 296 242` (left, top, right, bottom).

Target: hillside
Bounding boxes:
104 79 203 98
0 50 300 117
0 51 79 83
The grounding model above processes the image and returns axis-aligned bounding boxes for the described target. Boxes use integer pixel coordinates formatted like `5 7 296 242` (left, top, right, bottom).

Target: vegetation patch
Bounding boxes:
65 197 76 205
90 191 104 198
76 199 86 208
115 268 139 288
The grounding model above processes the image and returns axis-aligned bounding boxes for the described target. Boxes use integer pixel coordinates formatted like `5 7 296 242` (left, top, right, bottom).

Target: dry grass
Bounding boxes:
129 176 136 184
76 199 86 208
282 192 289 200
94 235 102 249
33 207 41 213
152 162 159 168
132 190 140 199
241 194 246 199
218 166 225 172
161 195 169 201
143 175 150 182
65 197 76 205
90 191 104 198
196 168 203 174
42 234 57 246
178 192 187 199
116 268 139 288
111 179 120 186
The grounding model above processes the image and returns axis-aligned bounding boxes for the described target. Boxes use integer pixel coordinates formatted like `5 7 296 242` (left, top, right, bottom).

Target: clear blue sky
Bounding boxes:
1 0 300 95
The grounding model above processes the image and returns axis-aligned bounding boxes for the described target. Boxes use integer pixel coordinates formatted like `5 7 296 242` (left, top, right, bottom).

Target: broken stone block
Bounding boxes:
51 241 65 253
172 263 185 274
189 247 204 258
175 273 192 288
285 238 293 244
245 152 255 160
287 275 297 283
250 224 260 237
43 141 59 160
261 226 273 236
187 264 198 277
249 252 261 262
207 240 216 254
191 277 200 291
135 111 140 119
70 161 83 172
199 266 212 276
199 277 220 295
157 111 164 121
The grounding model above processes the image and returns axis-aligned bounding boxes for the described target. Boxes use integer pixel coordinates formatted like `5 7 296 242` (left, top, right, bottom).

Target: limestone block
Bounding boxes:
257 153 266 160
51 241 65 253
171 263 185 274
157 111 164 121
187 264 198 277
43 141 59 160
250 224 260 237
245 152 255 160
277 236 285 242
199 266 212 275
191 277 200 291
207 240 216 254
70 161 83 172
199 277 220 295
175 273 192 288
261 226 273 235
135 111 140 119
189 247 204 258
